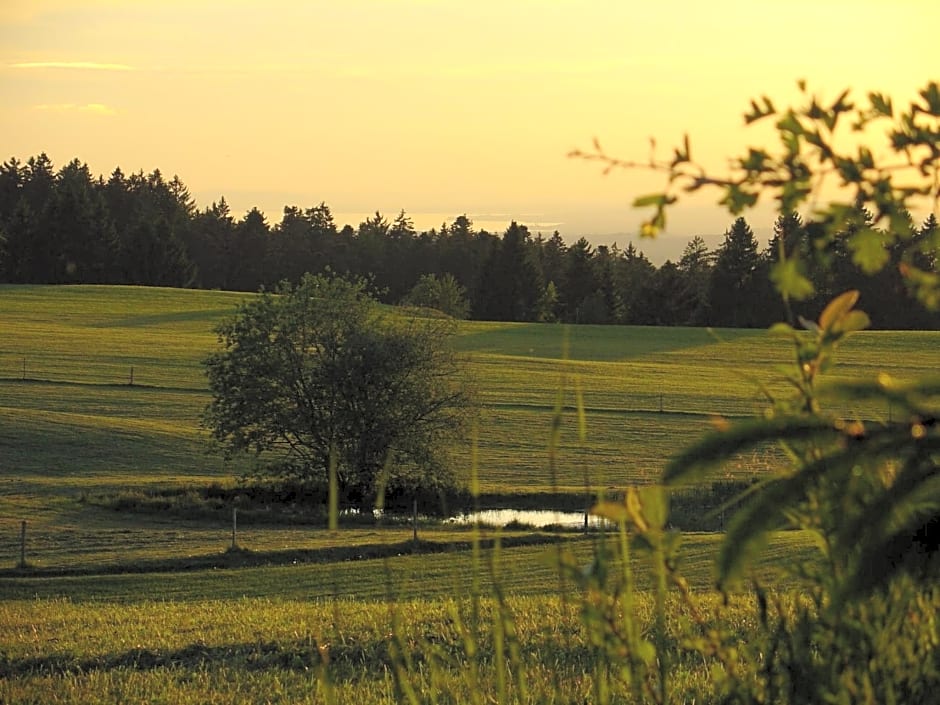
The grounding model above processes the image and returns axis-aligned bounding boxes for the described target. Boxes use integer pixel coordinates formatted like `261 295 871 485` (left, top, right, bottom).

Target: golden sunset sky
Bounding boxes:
2 0 937 258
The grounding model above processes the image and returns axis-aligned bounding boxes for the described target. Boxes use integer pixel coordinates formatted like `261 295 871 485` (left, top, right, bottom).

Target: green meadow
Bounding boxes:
1 283 937 571
1 284 938 703
0 589 801 704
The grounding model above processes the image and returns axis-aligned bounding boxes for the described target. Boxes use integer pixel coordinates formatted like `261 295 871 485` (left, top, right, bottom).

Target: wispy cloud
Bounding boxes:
0 0 121 24
33 103 118 116
11 61 134 71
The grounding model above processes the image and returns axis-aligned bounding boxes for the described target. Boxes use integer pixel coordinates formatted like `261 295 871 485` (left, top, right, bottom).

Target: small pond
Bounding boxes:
446 508 605 528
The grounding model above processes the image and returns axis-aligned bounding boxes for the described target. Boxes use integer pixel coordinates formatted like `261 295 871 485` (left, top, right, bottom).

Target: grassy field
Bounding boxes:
0 527 818 602
4 285 934 494
1 283 938 563
1 284 937 703
0 588 784 704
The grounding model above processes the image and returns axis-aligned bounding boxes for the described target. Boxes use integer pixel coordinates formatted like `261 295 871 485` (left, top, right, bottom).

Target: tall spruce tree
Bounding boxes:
563 237 599 322
614 243 656 324
676 236 713 325
709 217 764 327
474 222 541 321
43 159 116 283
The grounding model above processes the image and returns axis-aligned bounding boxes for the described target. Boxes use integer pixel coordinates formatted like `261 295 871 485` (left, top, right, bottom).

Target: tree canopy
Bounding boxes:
203 272 472 508
1 153 937 329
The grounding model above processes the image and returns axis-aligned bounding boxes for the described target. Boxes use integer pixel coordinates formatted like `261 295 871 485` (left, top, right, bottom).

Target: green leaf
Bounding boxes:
635 639 657 665
781 131 800 157
840 471 940 601
835 156 863 183
720 184 759 214
639 485 668 531
625 486 649 532
829 309 870 337
770 258 815 301
662 530 683 562
838 453 939 557
849 229 890 274
717 427 927 585
868 91 893 117
663 416 834 486
779 179 812 213
632 193 669 208
769 322 797 337
820 202 860 233
717 515 773 588
776 110 805 135
640 220 660 238
744 98 775 124
716 464 832 585
806 98 826 121
741 148 770 172
798 316 820 334
919 81 940 116
901 264 940 310
591 500 629 523
648 207 668 237
829 88 853 115
671 134 692 166
888 211 914 240
818 290 860 331
829 374 940 408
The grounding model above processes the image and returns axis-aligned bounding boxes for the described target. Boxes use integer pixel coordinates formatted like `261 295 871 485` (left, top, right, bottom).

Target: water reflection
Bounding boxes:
447 508 605 528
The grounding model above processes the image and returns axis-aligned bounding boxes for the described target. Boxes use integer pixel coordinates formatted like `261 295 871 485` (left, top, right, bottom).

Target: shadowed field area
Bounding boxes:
2 285 937 703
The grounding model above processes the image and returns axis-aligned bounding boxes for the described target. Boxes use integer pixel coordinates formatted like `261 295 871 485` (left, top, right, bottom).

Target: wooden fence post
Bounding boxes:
231 508 238 550
19 520 26 568
412 498 418 542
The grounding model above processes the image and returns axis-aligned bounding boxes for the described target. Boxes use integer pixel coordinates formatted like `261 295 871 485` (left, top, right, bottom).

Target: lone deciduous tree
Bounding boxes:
203 272 472 507
402 273 470 319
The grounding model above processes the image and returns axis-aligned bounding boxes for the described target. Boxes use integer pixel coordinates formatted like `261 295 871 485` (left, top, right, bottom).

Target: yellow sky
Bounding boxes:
1 0 937 256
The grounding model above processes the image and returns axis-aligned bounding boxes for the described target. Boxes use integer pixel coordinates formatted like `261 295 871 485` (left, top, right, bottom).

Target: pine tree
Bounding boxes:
563 237 598 322
475 222 542 321
44 159 116 283
677 236 713 325
708 217 764 327
614 243 656 324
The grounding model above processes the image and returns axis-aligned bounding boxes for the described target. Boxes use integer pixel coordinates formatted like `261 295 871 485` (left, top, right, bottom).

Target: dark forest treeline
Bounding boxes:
1 154 937 329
